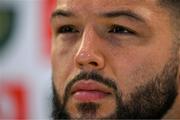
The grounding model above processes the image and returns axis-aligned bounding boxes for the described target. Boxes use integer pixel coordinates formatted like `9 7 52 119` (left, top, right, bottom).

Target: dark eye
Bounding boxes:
58 25 79 33
109 25 135 35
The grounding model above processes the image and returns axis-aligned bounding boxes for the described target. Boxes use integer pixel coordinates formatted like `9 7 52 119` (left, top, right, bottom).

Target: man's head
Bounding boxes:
51 0 180 119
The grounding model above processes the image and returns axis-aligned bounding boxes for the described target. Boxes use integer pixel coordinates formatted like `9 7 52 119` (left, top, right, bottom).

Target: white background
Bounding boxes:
0 0 52 118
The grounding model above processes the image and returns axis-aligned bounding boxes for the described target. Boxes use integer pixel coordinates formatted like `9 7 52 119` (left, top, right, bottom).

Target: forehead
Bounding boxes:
55 0 167 23
56 0 159 14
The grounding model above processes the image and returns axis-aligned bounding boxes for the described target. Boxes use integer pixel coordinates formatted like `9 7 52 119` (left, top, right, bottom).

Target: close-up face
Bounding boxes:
51 0 179 119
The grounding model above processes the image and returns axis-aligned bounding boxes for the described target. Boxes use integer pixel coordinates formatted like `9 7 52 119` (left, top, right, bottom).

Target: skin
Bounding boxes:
51 0 180 119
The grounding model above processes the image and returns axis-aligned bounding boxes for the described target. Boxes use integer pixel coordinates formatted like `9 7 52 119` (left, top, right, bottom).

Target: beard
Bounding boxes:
52 55 178 119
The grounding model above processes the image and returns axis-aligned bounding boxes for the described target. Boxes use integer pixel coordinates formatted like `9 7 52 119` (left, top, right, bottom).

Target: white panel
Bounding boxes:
0 0 52 118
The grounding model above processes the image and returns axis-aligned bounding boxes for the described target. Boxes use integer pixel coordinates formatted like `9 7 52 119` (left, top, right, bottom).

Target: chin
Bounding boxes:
66 97 117 119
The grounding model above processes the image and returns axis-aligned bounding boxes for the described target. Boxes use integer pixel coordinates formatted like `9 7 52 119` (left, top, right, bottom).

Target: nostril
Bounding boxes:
90 62 98 66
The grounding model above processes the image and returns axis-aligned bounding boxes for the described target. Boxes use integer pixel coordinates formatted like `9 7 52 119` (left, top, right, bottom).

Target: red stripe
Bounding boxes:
42 0 56 58
0 81 27 119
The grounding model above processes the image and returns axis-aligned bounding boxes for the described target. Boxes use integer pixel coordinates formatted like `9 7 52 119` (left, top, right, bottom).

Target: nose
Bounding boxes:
74 26 105 71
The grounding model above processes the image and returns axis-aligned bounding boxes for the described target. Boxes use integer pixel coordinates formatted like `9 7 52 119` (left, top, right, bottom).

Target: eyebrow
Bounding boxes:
100 10 145 22
51 9 74 19
51 9 145 23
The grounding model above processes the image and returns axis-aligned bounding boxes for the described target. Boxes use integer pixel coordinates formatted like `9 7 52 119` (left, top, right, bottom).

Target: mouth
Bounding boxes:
70 80 112 102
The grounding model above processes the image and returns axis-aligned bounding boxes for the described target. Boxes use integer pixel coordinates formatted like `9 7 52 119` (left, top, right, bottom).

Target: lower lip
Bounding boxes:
72 91 109 101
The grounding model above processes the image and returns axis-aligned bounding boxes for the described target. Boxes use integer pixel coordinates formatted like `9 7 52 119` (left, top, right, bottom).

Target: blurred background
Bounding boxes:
0 0 55 119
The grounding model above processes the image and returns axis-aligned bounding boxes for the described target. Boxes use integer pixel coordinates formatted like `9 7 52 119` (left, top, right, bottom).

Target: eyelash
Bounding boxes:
109 24 135 34
57 24 135 35
57 25 79 33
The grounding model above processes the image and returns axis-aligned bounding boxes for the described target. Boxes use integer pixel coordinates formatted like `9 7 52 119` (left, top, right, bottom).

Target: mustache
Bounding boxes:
63 71 117 105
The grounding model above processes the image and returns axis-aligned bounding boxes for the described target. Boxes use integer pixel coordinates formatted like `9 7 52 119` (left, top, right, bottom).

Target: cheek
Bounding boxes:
111 49 165 100
52 46 76 98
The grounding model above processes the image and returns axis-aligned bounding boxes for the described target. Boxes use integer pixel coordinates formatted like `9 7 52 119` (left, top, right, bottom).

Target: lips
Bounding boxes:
71 80 112 102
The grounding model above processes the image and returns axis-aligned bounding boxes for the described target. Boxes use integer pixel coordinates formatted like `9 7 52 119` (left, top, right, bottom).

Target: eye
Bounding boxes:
109 24 135 35
58 25 79 33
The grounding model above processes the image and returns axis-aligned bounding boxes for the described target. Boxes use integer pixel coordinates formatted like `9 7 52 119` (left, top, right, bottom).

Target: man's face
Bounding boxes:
51 0 179 119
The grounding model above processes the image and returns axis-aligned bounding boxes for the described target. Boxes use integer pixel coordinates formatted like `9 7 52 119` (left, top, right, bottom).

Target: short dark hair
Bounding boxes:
159 0 180 17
